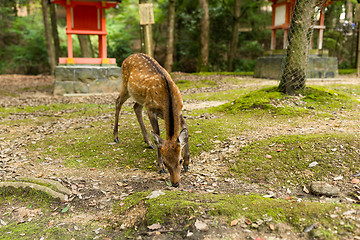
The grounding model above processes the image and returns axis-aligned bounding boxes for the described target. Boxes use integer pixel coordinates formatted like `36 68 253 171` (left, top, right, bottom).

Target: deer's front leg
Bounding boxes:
134 103 154 149
148 111 166 173
180 114 190 172
114 91 129 142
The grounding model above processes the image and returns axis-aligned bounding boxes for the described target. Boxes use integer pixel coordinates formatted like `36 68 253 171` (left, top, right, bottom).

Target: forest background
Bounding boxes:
0 0 359 75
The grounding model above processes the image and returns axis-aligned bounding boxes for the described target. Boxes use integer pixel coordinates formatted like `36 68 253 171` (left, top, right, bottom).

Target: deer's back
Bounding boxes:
122 53 183 114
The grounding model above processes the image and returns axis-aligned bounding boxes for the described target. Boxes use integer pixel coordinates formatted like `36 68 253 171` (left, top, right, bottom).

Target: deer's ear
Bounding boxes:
178 128 188 148
151 131 164 147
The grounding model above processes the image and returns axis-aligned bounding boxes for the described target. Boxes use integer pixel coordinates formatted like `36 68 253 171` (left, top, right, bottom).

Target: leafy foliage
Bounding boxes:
0 1 355 74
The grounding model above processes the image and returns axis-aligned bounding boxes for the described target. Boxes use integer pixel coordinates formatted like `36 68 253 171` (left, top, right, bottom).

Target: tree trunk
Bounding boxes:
164 0 175 72
227 0 240 72
78 35 94 58
41 0 56 74
198 0 209 72
49 3 60 62
278 0 324 94
345 1 353 22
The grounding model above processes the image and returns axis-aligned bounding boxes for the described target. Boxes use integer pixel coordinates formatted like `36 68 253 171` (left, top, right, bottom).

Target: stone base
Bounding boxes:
54 65 122 95
254 55 338 80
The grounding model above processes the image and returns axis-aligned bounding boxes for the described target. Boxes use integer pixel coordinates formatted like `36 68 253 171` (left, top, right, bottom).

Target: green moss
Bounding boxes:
0 185 59 209
231 133 360 187
0 103 114 119
114 191 359 238
213 86 357 116
175 79 218 91
338 69 356 75
191 72 253 76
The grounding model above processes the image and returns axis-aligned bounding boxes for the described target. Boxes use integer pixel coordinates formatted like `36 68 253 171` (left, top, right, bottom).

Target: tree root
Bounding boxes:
0 179 70 202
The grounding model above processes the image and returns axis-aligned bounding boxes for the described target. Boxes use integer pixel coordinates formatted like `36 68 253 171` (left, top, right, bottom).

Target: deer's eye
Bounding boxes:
179 159 183 165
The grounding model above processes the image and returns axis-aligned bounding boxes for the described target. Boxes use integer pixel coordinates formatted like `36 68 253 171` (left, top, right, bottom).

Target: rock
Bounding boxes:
146 190 165 199
147 223 162 230
308 161 318 168
195 219 208 231
309 181 340 197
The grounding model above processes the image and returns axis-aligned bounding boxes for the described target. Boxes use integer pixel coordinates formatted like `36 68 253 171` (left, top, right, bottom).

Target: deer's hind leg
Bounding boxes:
180 114 190 172
113 87 130 142
134 103 154 149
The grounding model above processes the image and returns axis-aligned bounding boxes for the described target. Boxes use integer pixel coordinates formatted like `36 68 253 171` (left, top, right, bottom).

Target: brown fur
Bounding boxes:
113 53 190 187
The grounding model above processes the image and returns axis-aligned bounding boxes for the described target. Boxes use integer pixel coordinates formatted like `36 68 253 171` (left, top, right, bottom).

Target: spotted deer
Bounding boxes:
113 53 190 187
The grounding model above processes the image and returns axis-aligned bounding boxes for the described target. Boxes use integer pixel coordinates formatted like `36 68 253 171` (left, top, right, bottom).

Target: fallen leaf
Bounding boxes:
308 161 318 168
244 218 251 225
90 168 96 171
265 154 272 159
230 219 238 226
147 223 162 230
303 185 310 194
269 223 275 231
351 178 360 184
61 205 71 213
277 149 283 152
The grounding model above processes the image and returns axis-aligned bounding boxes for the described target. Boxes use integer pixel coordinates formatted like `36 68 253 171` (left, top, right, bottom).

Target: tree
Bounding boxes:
164 0 175 72
41 0 56 74
78 35 94 58
49 3 61 62
197 0 209 72
278 0 324 94
227 0 241 71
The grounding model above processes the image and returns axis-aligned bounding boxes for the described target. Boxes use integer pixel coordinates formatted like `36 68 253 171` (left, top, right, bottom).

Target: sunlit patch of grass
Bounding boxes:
213 86 358 117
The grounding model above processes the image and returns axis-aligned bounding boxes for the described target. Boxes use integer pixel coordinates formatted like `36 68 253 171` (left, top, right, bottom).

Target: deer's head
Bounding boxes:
151 128 188 187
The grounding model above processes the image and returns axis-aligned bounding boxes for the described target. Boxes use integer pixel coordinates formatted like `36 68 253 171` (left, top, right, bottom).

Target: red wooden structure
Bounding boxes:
269 0 336 51
51 0 119 64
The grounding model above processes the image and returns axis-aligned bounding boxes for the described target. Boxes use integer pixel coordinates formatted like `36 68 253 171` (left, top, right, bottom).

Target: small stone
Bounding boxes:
333 175 343 181
308 161 318 168
195 219 208 231
309 181 340 197
343 210 356 216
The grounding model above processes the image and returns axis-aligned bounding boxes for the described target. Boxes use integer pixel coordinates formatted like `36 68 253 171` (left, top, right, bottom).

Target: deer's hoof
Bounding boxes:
147 145 155 150
114 137 120 143
159 168 167 174
183 165 189 172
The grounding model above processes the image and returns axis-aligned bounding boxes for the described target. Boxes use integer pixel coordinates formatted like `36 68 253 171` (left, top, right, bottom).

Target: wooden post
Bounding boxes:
139 0 154 57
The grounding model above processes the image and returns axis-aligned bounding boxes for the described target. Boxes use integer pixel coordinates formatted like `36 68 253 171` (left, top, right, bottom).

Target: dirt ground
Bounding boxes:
1 73 360 239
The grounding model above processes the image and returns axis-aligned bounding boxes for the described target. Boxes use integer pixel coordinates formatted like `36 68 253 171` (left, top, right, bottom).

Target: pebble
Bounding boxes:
309 181 340 196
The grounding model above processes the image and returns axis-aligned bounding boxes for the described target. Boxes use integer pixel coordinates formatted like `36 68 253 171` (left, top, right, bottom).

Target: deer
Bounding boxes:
113 53 190 187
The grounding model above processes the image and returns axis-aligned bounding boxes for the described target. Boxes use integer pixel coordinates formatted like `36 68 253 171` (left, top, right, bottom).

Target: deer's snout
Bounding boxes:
172 182 179 188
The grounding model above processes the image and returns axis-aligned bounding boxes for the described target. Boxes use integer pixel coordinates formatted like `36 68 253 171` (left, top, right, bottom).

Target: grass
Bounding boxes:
231 133 360 187
213 86 358 117
0 103 113 119
191 72 254 76
338 69 356 75
175 79 218 91
28 111 247 169
113 190 360 239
